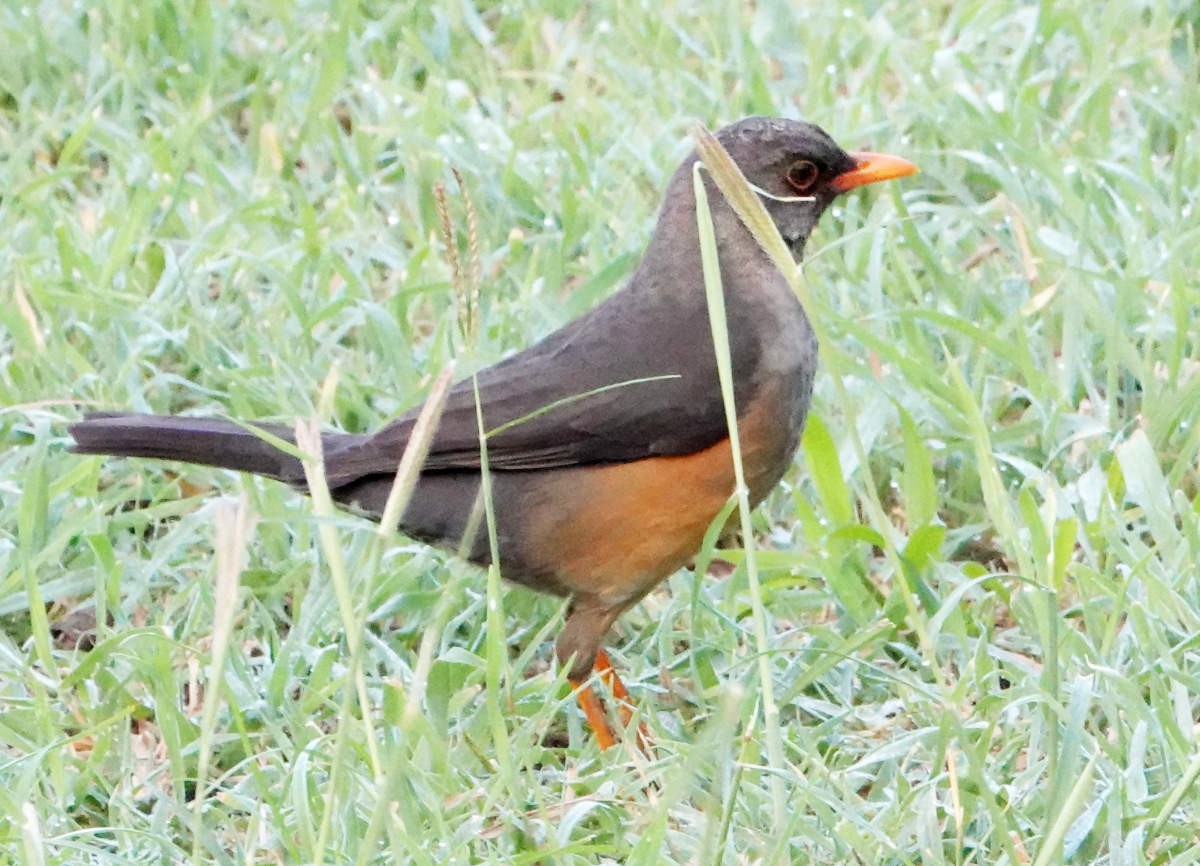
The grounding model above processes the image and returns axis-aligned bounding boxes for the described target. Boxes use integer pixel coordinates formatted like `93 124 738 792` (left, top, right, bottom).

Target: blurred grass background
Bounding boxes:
2 0 1199 863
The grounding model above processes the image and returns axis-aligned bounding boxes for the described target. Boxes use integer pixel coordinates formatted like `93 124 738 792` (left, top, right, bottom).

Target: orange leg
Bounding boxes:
570 677 616 750
592 649 654 753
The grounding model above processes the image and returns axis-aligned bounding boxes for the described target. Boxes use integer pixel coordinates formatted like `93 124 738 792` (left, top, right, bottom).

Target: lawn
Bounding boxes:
2 1 1199 863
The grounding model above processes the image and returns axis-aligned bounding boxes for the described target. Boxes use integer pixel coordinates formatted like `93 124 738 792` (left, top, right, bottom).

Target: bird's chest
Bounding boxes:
735 283 818 503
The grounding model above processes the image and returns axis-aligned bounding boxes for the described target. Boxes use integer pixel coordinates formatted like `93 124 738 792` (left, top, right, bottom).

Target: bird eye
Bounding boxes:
785 160 819 193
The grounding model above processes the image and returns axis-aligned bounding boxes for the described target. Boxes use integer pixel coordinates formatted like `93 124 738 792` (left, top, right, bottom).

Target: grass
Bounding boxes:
2 0 1199 863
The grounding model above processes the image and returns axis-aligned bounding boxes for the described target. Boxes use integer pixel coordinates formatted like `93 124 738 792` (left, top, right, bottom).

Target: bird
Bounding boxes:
70 117 916 750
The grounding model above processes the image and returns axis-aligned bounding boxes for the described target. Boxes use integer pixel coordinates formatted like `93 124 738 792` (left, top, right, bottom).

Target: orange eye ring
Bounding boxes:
786 159 819 193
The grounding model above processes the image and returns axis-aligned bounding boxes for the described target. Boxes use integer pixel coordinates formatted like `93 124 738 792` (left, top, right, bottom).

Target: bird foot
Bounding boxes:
570 648 654 754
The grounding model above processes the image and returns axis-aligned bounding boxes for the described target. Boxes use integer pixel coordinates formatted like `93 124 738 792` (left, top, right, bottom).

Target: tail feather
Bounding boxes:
69 413 317 484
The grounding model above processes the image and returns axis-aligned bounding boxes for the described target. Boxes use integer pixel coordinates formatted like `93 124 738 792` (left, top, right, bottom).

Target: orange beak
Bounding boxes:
829 151 918 193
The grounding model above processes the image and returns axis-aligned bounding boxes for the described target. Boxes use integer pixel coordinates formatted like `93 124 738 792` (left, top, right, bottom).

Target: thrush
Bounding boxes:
71 117 917 748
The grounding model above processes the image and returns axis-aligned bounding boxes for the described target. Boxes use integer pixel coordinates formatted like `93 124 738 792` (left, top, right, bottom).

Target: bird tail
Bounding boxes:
69 413 312 484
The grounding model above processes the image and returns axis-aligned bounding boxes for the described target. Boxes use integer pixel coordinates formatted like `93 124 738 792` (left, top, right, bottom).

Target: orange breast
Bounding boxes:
510 385 799 608
516 437 737 606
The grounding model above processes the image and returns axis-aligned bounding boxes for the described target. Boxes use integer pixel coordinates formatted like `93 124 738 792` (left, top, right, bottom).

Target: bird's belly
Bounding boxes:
373 371 808 605
506 438 738 604
501 374 806 604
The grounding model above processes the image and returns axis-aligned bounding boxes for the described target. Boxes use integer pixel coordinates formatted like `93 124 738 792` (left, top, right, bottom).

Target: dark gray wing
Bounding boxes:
322 278 761 484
